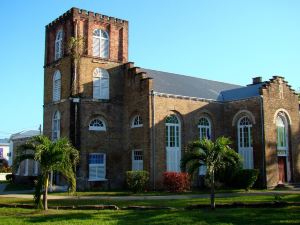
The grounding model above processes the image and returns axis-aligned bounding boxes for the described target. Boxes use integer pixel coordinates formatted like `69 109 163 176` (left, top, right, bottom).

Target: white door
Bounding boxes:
166 115 181 172
238 117 253 169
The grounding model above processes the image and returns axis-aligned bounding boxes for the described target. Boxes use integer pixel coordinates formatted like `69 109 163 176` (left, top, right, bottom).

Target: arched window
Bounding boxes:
53 70 61 102
52 111 60 141
276 115 288 151
89 118 107 131
55 29 63 60
93 68 109 100
131 115 143 128
198 117 211 140
93 29 109 59
165 115 181 172
238 116 253 169
238 117 252 148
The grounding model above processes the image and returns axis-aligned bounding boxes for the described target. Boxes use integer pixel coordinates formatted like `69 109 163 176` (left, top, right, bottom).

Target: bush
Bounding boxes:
6 174 14 183
163 172 190 192
215 161 242 187
233 169 259 191
126 170 149 193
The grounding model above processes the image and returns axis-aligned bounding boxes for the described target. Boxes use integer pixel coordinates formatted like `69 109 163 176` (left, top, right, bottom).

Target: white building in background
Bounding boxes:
10 130 41 177
0 138 11 166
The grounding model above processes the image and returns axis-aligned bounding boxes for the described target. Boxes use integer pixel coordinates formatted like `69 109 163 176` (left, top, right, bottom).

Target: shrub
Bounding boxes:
215 161 242 187
6 174 14 183
126 170 149 193
163 172 190 192
233 169 259 191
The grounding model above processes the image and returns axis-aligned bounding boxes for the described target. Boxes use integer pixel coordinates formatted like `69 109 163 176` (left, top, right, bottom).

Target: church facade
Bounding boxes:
43 8 300 189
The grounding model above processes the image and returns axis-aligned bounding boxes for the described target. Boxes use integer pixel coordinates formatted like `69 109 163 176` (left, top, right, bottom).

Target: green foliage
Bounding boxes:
5 174 13 183
126 171 149 193
181 137 241 209
215 160 243 186
232 169 259 191
13 135 79 210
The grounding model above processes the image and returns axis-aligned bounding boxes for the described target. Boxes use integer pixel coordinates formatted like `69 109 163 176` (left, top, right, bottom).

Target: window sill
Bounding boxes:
88 178 107 182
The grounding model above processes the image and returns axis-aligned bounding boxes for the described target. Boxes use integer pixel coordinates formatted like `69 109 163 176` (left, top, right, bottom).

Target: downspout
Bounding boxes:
150 90 156 190
260 96 267 188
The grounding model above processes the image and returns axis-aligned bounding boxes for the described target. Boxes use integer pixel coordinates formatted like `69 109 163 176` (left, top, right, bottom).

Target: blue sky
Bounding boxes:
0 0 299 138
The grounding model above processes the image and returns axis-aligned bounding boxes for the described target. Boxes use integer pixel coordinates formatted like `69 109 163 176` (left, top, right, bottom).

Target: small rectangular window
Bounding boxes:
89 153 106 181
132 150 143 171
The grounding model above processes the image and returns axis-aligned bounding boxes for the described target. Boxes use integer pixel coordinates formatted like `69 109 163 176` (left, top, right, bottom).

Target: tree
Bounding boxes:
181 137 241 209
13 135 79 210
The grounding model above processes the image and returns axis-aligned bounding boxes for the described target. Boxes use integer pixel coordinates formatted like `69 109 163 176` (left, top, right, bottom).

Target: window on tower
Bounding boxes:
93 68 109 100
55 29 63 60
93 29 109 59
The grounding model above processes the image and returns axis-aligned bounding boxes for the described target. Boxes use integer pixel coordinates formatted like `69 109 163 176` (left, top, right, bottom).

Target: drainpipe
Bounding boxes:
150 90 156 190
260 96 267 188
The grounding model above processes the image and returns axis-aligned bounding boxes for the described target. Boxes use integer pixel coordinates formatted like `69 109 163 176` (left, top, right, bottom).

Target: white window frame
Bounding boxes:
131 115 143 128
89 118 107 131
198 117 211 140
53 70 61 102
276 115 288 155
165 115 181 172
88 153 106 181
33 160 39 175
93 29 109 59
93 68 110 100
52 111 61 141
237 116 253 169
132 150 143 171
55 29 63 60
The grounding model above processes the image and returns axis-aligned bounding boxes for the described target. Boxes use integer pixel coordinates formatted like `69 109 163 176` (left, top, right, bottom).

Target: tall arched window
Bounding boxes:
55 29 63 60
276 115 288 153
89 118 107 131
198 117 211 140
276 113 290 183
93 29 109 59
165 115 181 172
93 68 109 99
53 70 61 102
238 116 253 169
52 111 60 141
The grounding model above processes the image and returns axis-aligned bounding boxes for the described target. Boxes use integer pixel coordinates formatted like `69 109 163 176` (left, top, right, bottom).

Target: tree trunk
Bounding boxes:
43 176 49 210
210 170 215 210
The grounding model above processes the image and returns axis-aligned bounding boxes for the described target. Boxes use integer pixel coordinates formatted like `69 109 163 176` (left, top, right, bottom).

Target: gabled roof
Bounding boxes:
221 83 265 101
143 69 242 101
143 68 263 101
10 130 41 140
0 138 9 145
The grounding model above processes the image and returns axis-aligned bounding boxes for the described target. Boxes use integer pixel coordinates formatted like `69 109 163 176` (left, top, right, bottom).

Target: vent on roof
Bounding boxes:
252 77 262 85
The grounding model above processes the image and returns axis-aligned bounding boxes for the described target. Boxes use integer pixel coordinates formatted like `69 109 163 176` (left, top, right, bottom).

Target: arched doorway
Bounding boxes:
237 116 253 169
276 113 290 184
165 115 181 172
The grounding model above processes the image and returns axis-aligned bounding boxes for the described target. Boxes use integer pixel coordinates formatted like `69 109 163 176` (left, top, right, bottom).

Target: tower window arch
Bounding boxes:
198 117 211 140
53 70 61 102
93 29 109 59
52 111 61 141
276 114 288 151
55 29 63 60
131 115 143 128
238 116 252 148
89 118 107 131
93 68 109 100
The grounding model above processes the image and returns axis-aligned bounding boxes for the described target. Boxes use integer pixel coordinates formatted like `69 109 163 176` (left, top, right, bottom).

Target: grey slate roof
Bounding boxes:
143 68 263 101
0 138 9 145
10 130 41 140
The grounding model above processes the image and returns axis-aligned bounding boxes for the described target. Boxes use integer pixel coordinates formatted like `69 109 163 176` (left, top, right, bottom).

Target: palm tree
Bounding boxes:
181 137 241 209
13 135 79 210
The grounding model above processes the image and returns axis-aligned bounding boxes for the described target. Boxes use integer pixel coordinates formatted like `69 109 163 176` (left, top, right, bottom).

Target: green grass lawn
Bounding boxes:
0 206 299 224
1 194 300 208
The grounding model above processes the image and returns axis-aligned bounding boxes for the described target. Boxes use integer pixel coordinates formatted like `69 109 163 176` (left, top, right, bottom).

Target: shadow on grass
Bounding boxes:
26 211 94 223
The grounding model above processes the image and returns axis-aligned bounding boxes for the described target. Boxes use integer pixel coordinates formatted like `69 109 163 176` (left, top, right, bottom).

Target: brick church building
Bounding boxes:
43 8 300 189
